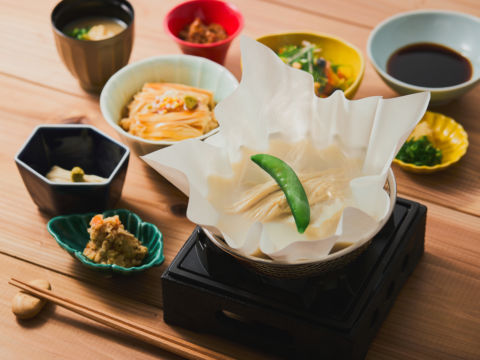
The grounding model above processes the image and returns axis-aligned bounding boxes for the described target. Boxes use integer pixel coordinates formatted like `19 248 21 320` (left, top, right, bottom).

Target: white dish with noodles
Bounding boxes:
100 54 239 156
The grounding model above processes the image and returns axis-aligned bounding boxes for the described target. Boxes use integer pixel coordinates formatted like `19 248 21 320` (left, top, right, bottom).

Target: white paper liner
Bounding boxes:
143 36 430 263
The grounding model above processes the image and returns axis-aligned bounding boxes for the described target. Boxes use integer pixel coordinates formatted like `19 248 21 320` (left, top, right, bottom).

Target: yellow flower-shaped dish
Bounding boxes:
394 111 468 173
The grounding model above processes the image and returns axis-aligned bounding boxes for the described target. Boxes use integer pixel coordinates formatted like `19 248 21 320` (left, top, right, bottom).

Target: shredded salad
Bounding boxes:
277 41 353 98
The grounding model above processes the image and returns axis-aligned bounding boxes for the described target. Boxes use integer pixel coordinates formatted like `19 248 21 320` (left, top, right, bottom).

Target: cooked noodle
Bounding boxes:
229 168 349 222
120 83 218 141
208 141 363 242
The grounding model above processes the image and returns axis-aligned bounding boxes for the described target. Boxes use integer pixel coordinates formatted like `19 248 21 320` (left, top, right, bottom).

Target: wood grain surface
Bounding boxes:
267 0 480 29
0 0 479 359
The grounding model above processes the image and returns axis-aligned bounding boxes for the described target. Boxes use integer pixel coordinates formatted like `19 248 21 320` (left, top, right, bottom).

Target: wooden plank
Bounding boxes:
0 73 195 309
0 0 436 99
0 253 271 360
1 72 479 360
368 197 480 360
1 197 478 359
2 0 479 148
0 0 479 358
0 0 220 96
392 92 480 217
2 47 480 222
2 0 479 219
263 0 480 29
1 0 478 104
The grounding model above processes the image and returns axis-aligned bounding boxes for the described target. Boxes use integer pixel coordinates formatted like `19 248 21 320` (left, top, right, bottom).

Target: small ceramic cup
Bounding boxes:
51 0 134 93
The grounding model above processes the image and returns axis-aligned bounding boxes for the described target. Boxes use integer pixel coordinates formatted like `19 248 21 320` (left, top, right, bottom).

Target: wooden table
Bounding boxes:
1 0 479 359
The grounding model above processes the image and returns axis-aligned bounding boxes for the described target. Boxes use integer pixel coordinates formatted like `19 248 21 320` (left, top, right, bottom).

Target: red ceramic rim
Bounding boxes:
164 0 244 48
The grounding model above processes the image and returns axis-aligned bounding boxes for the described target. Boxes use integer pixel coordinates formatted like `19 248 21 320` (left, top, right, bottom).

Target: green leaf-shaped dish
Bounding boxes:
47 209 164 274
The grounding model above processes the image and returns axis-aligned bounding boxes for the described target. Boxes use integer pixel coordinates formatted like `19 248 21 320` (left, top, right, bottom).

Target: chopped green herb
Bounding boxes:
396 136 442 166
68 27 91 40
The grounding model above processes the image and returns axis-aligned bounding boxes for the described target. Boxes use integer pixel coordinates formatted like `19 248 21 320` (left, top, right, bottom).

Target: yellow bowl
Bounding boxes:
393 111 469 173
256 32 365 99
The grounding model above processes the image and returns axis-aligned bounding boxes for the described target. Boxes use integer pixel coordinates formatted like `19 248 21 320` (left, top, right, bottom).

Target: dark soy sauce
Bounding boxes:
387 42 472 88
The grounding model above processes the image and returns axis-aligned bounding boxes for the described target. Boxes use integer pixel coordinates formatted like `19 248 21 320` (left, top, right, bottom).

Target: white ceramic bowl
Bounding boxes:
100 55 239 155
367 10 480 105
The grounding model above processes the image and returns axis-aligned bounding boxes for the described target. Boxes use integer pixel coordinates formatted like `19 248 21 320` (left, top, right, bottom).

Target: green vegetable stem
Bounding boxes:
277 42 349 97
251 154 310 233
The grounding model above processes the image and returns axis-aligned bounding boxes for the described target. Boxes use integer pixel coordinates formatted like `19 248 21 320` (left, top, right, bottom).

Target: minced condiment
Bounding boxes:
178 17 227 44
83 214 148 267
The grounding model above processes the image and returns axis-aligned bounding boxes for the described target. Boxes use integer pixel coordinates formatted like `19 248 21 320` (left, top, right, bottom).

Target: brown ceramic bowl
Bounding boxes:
51 0 134 93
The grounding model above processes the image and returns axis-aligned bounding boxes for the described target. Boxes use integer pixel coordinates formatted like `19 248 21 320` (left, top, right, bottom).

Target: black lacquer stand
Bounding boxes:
162 198 426 360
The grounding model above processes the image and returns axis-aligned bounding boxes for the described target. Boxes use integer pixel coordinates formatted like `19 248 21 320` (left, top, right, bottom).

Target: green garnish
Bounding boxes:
276 41 351 98
278 45 301 59
396 136 442 166
330 64 340 73
71 167 85 182
68 27 91 40
251 154 310 233
184 95 198 110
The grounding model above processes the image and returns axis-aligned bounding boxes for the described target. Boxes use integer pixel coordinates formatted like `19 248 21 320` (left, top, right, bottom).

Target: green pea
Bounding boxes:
71 166 85 182
68 27 90 40
251 154 310 233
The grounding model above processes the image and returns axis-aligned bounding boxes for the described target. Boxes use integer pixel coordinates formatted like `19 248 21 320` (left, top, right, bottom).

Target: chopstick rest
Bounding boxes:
12 279 51 319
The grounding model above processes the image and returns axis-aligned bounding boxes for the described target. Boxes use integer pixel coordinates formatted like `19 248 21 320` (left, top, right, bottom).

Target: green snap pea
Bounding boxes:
251 154 310 233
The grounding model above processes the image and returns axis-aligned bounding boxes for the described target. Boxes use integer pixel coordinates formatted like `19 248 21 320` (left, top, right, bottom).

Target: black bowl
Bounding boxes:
15 125 129 215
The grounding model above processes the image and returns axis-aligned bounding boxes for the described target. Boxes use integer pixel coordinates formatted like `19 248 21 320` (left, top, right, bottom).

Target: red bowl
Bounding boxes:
164 0 244 64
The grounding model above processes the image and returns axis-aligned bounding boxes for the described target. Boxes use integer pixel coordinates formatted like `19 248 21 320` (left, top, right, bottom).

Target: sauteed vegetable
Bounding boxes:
277 41 353 97
251 154 310 233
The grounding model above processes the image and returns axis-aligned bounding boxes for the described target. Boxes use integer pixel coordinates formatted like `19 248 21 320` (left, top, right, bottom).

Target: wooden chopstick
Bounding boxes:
9 278 233 360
